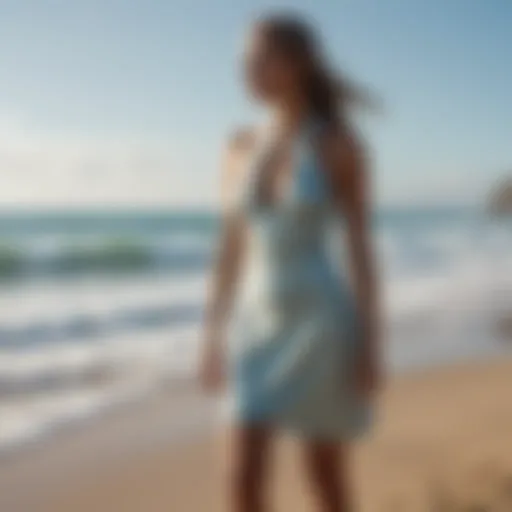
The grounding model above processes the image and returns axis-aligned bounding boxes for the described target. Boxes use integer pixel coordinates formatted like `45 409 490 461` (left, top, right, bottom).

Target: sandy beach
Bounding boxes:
1 358 512 511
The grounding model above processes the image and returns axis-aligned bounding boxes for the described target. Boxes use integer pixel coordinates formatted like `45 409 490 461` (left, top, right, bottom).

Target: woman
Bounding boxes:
201 12 380 512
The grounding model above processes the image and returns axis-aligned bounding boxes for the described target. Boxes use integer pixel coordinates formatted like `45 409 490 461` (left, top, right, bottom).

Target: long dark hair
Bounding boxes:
258 13 375 126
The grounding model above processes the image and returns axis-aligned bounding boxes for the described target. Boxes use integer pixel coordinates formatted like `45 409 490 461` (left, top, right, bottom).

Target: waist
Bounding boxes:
241 257 350 306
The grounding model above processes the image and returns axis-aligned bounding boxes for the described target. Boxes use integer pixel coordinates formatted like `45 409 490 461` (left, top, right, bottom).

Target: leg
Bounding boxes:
302 440 352 512
229 424 273 512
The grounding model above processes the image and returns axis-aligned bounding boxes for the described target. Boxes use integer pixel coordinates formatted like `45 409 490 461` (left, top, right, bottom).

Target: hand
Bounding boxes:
199 343 226 394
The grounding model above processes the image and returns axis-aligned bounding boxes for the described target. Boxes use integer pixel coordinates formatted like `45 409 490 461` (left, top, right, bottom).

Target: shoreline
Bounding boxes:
1 342 509 459
0 383 216 511
1 357 512 511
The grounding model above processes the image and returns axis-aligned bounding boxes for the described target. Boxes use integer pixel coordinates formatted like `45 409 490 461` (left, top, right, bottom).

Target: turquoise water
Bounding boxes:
0 207 510 453
0 207 493 280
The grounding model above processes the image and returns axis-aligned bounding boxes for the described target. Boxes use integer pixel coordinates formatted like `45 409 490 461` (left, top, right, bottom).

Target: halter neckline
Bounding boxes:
245 117 326 211
258 116 321 148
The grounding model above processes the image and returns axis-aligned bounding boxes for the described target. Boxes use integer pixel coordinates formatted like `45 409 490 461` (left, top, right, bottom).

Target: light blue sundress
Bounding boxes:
227 120 370 441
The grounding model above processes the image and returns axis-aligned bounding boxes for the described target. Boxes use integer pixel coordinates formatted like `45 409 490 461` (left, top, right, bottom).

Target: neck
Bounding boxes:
270 96 311 139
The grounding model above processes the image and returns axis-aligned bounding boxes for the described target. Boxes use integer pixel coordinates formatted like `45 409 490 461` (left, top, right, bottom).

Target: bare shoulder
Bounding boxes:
220 126 257 209
227 126 257 153
225 126 256 162
222 126 256 178
319 124 367 174
317 124 369 195
317 123 370 206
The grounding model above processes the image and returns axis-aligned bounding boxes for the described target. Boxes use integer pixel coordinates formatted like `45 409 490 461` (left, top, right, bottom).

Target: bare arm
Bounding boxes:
204 212 245 346
320 128 381 390
201 131 252 388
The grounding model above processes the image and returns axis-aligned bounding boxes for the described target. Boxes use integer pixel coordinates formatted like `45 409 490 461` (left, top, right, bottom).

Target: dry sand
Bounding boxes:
1 358 512 511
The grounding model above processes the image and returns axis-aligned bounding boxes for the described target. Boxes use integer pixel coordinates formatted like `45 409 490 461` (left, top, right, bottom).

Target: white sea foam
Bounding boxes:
0 214 511 454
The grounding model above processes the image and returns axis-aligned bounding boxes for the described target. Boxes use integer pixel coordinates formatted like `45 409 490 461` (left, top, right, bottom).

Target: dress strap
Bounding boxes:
292 117 327 171
291 118 333 204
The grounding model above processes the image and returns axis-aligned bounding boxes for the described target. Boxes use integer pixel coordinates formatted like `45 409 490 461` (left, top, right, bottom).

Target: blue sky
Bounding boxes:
0 0 510 207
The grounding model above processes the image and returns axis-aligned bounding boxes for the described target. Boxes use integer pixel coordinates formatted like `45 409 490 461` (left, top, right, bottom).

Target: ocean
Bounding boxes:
0 208 511 454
